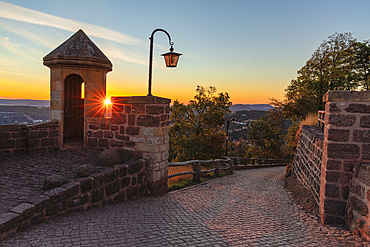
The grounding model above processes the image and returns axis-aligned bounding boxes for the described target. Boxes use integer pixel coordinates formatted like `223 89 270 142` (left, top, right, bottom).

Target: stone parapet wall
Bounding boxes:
0 160 146 241
319 92 370 227
292 125 323 205
86 96 170 196
0 122 60 159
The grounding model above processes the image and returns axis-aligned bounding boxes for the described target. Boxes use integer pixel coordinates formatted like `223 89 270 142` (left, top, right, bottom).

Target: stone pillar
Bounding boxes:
320 91 370 225
87 96 171 196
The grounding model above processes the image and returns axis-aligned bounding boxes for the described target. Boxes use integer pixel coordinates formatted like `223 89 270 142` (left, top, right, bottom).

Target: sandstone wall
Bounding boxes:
0 160 145 241
0 122 60 159
86 96 170 196
292 125 323 205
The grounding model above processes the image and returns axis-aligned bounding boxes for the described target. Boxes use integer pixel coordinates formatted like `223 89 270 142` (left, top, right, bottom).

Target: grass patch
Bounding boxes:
168 170 233 191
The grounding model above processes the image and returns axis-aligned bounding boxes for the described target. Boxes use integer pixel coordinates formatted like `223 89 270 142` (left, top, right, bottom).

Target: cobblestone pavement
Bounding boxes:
0 148 102 215
2 166 369 246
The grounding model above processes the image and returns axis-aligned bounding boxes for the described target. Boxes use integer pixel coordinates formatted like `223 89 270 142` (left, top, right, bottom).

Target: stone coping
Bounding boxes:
323 91 370 102
0 160 147 241
0 121 59 132
112 96 171 104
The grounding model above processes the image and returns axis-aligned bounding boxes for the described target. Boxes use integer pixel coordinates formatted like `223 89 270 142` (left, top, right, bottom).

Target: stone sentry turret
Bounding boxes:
43 29 112 147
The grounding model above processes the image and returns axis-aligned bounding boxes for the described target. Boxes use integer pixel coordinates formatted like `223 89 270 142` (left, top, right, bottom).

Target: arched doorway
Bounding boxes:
64 74 84 146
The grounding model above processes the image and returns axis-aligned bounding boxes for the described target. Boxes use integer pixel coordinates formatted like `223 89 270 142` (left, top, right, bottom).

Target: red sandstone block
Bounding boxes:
128 115 135 126
350 196 368 216
327 129 349 142
360 116 370 128
126 127 139 135
345 103 370 113
328 114 356 127
131 105 145 114
146 105 164 115
327 143 360 159
329 103 341 113
353 130 370 143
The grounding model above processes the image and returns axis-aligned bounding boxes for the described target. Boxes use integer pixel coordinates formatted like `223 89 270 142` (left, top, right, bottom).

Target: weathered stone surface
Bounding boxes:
326 160 342 170
77 177 92 194
68 194 89 207
350 196 368 216
126 127 139 135
328 114 356 127
115 135 129 141
341 185 349 200
146 105 164 114
91 188 104 203
26 195 50 213
360 115 370 128
111 125 119 131
327 129 349 142
131 105 145 114
76 164 95 178
10 203 35 222
89 173 104 188
359 163 370 186
350 183 365 199
128 115 135 126
45 202 65 216
116 164 127 177
128 161 143 174
98 139 109 148
126 187 138 199
345 103 370 113
110 140 124 147
104 168 118 183
43 175 67 190
87 138 98 147
353 130 370 143
105 181 119 196
327 143 360 159
324 199 346 216
113 191 125 203
62 182 79 198
137 115 160 127
30 212 44 226
97 149 122 167
120 177 130 188
0 213 19 232
325 184 338 197
43 187 67 203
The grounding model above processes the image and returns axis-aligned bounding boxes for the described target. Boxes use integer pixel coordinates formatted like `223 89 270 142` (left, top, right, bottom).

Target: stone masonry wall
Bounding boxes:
0 160 146 241
292 125 323 205
315 91 370 242
0 122 60 159
86 96 170 196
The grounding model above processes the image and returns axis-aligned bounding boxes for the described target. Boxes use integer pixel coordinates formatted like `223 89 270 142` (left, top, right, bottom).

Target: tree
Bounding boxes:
169 86 232 162
355 40 370 90
271 32 359 120
247 110 283 159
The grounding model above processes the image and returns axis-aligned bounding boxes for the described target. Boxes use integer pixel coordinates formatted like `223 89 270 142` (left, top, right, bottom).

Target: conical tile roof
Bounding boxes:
43 29 112 71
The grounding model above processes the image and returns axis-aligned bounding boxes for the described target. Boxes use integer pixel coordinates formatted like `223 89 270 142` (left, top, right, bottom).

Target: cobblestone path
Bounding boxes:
1 166 368 246
0 148 101 215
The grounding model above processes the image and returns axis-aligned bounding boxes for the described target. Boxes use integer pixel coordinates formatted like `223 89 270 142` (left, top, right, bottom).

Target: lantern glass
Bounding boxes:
161 51 182 67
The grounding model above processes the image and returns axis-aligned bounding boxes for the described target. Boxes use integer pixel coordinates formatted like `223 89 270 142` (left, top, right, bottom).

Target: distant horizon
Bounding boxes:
0 98 274 105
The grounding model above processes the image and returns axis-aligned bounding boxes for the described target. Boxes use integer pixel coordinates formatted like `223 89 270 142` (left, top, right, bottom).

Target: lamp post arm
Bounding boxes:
148 29 174 96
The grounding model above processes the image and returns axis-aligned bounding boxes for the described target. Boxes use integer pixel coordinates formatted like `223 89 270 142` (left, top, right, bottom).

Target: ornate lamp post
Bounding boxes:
225 117 236 156
147 29 182 96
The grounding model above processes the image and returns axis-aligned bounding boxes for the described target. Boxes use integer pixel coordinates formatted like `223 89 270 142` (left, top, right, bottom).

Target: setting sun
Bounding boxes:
105 99 112 105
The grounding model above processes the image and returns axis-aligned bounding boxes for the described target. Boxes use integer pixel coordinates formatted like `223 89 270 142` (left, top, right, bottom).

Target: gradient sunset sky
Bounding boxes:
1 0 370 104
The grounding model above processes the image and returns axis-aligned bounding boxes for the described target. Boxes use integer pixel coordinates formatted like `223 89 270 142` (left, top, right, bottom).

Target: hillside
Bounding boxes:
0 106 50 125
229 104 273 113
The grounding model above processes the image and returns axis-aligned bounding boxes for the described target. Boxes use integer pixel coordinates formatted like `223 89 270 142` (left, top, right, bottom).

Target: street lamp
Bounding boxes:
147 28 182 96
225 117 236 156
